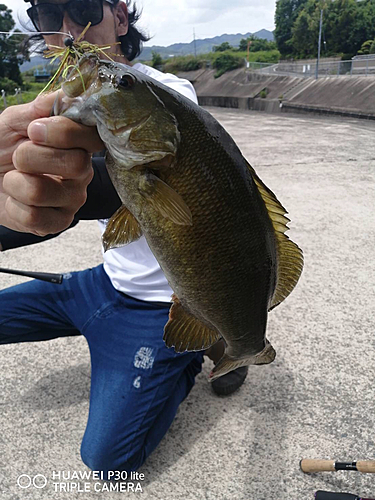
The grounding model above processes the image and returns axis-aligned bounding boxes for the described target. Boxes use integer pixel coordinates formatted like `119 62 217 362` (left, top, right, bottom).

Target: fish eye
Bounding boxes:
118 74 135 89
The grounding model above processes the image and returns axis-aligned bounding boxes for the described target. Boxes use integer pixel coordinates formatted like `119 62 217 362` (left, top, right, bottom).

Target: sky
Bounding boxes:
2 0 276 47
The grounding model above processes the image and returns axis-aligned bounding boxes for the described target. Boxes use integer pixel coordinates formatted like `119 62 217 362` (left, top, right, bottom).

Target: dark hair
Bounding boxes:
23 0 150 61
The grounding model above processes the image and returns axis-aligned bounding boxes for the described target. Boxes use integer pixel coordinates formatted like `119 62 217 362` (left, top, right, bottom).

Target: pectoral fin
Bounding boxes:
164 295 221 352
102 205 142 252
139 173 193 226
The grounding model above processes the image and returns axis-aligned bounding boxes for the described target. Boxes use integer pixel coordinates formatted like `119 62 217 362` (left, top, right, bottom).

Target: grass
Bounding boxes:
154 49 281 77
0 80 47 112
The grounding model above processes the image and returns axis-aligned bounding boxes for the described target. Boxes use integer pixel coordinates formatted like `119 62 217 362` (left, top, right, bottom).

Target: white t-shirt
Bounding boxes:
97 63 198 303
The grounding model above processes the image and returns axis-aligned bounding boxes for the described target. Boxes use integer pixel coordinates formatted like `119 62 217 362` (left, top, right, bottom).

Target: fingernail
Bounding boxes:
29 122 47 143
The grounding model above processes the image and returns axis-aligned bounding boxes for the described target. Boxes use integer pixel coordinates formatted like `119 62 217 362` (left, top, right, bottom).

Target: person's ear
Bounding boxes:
115 1 128 37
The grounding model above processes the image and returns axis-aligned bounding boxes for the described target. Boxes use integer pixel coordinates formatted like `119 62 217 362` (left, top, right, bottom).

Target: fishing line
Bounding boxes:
0 30 74 39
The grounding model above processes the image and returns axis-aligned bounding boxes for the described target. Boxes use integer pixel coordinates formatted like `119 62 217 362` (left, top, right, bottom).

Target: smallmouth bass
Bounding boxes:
57 55 303 381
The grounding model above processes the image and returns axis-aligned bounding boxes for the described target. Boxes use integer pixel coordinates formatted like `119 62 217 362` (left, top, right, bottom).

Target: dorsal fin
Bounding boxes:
246 161 304 310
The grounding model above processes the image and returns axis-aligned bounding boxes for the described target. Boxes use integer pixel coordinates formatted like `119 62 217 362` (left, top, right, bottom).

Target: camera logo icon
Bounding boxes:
17 474 48 489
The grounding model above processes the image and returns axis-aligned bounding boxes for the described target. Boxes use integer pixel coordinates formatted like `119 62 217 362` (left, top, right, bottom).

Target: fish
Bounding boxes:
57 54 303 381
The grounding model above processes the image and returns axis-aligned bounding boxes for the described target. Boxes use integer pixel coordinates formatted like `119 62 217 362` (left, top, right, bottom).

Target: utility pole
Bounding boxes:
315 9 323 79
193 28 197 58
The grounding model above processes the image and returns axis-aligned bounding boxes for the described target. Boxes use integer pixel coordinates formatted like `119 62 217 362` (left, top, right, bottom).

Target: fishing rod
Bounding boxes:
0 267 63 284
301 459 375 474
315 491 374 500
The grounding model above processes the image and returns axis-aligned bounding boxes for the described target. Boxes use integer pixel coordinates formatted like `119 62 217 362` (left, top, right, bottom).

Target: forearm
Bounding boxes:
0 220 79 251
75 156 121 220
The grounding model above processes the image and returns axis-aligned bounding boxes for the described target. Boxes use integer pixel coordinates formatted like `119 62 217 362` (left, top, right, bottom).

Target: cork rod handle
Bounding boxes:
300 459 336 473
301 459 375 474
356 461 375 473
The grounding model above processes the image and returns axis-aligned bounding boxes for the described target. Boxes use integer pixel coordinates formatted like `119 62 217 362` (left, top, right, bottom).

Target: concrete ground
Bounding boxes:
1 109 375 500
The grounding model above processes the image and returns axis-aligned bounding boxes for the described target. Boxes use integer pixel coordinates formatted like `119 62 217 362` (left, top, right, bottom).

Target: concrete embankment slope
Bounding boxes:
180 68 375 119
282 76 375 118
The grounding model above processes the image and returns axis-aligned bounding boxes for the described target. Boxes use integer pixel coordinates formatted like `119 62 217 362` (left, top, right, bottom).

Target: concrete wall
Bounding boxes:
181 67 375 119
198 95 282 114
189 68 304 100
285 76 375 115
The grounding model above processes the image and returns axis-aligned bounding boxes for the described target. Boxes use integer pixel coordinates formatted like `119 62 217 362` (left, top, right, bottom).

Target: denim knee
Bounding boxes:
80 439 145 476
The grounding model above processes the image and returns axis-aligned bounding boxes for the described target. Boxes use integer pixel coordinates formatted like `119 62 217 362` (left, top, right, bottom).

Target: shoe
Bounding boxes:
211 366 248 396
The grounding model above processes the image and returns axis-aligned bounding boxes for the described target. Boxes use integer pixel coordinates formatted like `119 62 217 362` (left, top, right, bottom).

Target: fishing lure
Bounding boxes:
39 22 123 94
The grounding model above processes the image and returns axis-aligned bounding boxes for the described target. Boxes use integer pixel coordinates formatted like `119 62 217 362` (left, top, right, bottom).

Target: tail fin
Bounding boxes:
209 341 276 382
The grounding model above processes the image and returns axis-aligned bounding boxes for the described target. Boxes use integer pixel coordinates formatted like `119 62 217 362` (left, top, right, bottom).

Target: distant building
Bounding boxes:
34 68 51 82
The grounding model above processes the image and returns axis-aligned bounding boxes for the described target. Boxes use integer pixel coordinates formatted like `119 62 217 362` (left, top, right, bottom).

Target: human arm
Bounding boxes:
0 92 103 236
0 155 122 251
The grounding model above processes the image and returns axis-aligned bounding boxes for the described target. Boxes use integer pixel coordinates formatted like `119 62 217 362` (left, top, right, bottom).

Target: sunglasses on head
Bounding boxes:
26 0 116 33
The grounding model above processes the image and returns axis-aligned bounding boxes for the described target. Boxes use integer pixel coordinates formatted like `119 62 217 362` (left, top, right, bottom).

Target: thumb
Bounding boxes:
31 91 61 120
4 91 60 137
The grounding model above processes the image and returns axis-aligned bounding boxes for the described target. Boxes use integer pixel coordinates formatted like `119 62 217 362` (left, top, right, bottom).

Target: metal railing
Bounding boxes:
1 88 23 109
246 58 375 78
246 61 276 71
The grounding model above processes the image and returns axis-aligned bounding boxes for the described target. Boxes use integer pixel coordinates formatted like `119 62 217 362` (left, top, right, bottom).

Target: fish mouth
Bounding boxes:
52 93 82 117
106 114 151 137
95 112 164 169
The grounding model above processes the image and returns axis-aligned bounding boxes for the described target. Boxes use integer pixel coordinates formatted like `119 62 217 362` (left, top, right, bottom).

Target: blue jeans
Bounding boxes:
0 264 204 475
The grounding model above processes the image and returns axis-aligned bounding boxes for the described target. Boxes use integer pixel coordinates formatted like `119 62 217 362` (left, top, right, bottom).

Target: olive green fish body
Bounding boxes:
60 56 303 380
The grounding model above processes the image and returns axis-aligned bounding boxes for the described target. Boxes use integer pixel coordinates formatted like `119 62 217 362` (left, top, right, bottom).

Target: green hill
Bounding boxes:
140 30 274 60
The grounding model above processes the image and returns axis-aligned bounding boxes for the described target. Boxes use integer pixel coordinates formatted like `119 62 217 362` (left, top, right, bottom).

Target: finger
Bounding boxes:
1 91 60 137
13 141 93 179
4 197 75 237
0 137 28 172
3 170 88 209
28 116 104 153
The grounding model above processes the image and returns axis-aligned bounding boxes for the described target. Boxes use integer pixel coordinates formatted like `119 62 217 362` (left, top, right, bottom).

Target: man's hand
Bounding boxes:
0 91 104 236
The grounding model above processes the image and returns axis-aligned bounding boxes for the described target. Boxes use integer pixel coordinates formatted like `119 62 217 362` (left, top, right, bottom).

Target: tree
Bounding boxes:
212 53 243 78
291 10 314 57
350 0 375 56
151 51 163 69
274 0 309 57
290 0 323 58
358 39 375 55
0 5 28 88
358 40 372 55
276 0 375 59
324 0 358 56
213 42 233 52
238 35 277 53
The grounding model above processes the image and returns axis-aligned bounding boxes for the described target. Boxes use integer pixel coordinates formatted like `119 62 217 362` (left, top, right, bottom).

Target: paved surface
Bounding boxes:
1 109 375 500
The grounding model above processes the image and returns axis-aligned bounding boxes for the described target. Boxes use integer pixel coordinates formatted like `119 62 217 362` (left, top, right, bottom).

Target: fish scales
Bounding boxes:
106 100 277 354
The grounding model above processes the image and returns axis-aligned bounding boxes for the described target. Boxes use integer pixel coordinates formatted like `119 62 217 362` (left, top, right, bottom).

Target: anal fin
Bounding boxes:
209 341 276 382
164 295 221 352
102 205 142 252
